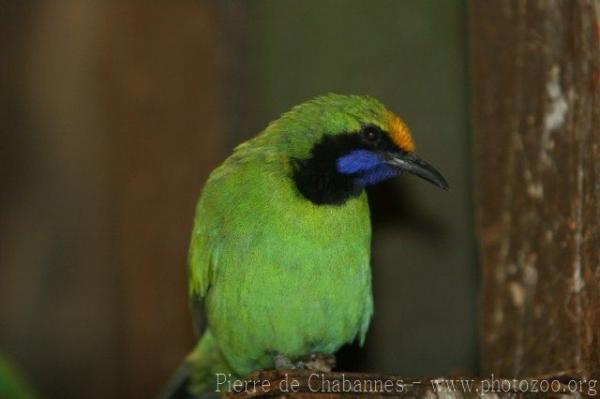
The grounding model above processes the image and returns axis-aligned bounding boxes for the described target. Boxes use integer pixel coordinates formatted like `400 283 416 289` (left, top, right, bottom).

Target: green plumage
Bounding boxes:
164 94 445 397
0 355 36 399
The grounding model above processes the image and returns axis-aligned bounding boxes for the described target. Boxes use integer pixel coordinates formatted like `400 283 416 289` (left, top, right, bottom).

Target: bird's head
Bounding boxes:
266 94 449 205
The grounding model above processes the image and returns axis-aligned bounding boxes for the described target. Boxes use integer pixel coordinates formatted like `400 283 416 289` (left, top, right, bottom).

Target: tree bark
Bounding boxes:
470 0 600 377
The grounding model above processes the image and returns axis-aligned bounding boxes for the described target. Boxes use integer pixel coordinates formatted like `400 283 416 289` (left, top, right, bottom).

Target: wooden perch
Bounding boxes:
222 370 589 398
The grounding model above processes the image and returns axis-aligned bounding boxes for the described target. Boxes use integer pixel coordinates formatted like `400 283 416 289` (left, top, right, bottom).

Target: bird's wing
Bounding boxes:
188 219 213 298
187 197 217 335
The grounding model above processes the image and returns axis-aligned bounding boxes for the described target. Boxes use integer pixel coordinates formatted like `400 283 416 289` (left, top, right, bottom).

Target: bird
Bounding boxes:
159 94 448 398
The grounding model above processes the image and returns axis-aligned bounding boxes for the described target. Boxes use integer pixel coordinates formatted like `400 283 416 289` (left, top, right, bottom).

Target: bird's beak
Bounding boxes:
384 152 449 190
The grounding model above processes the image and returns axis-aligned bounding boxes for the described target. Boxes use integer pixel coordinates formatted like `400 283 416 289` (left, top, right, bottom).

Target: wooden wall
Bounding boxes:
0 2 230 397
1 2 473 397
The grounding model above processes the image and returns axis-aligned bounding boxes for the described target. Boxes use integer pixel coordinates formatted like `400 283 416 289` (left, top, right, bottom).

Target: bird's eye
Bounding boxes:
361 126 379 142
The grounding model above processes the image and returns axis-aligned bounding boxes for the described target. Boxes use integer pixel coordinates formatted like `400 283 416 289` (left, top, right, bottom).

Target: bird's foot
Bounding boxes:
298 353 336 372
272 353 336 372
273 354 297 370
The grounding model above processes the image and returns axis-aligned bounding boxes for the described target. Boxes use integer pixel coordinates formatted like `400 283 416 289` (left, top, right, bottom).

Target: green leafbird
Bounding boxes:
160 94 448 398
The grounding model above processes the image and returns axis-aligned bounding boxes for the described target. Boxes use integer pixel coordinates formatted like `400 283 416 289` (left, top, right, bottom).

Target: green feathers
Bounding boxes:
163 94 446 397
0 356 36 399
240 94 392 160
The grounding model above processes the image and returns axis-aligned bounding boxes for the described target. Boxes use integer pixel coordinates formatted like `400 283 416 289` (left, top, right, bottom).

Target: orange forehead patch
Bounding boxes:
387 112 415 152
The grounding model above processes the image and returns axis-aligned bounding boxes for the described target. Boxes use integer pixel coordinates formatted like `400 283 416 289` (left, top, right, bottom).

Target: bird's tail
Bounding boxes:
158 330 232 399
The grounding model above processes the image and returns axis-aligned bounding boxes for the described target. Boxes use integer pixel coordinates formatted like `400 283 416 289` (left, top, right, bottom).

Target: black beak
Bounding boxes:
384 152 449 190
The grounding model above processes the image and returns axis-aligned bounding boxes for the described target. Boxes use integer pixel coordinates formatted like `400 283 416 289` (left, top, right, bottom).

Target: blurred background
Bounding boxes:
0 1 476 398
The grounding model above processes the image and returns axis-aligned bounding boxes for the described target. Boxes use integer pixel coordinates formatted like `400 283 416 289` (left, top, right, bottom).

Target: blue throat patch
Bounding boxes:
336 150 397 187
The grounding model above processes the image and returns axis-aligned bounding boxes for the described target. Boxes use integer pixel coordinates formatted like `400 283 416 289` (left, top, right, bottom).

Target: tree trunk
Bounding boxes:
470 0 600 377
